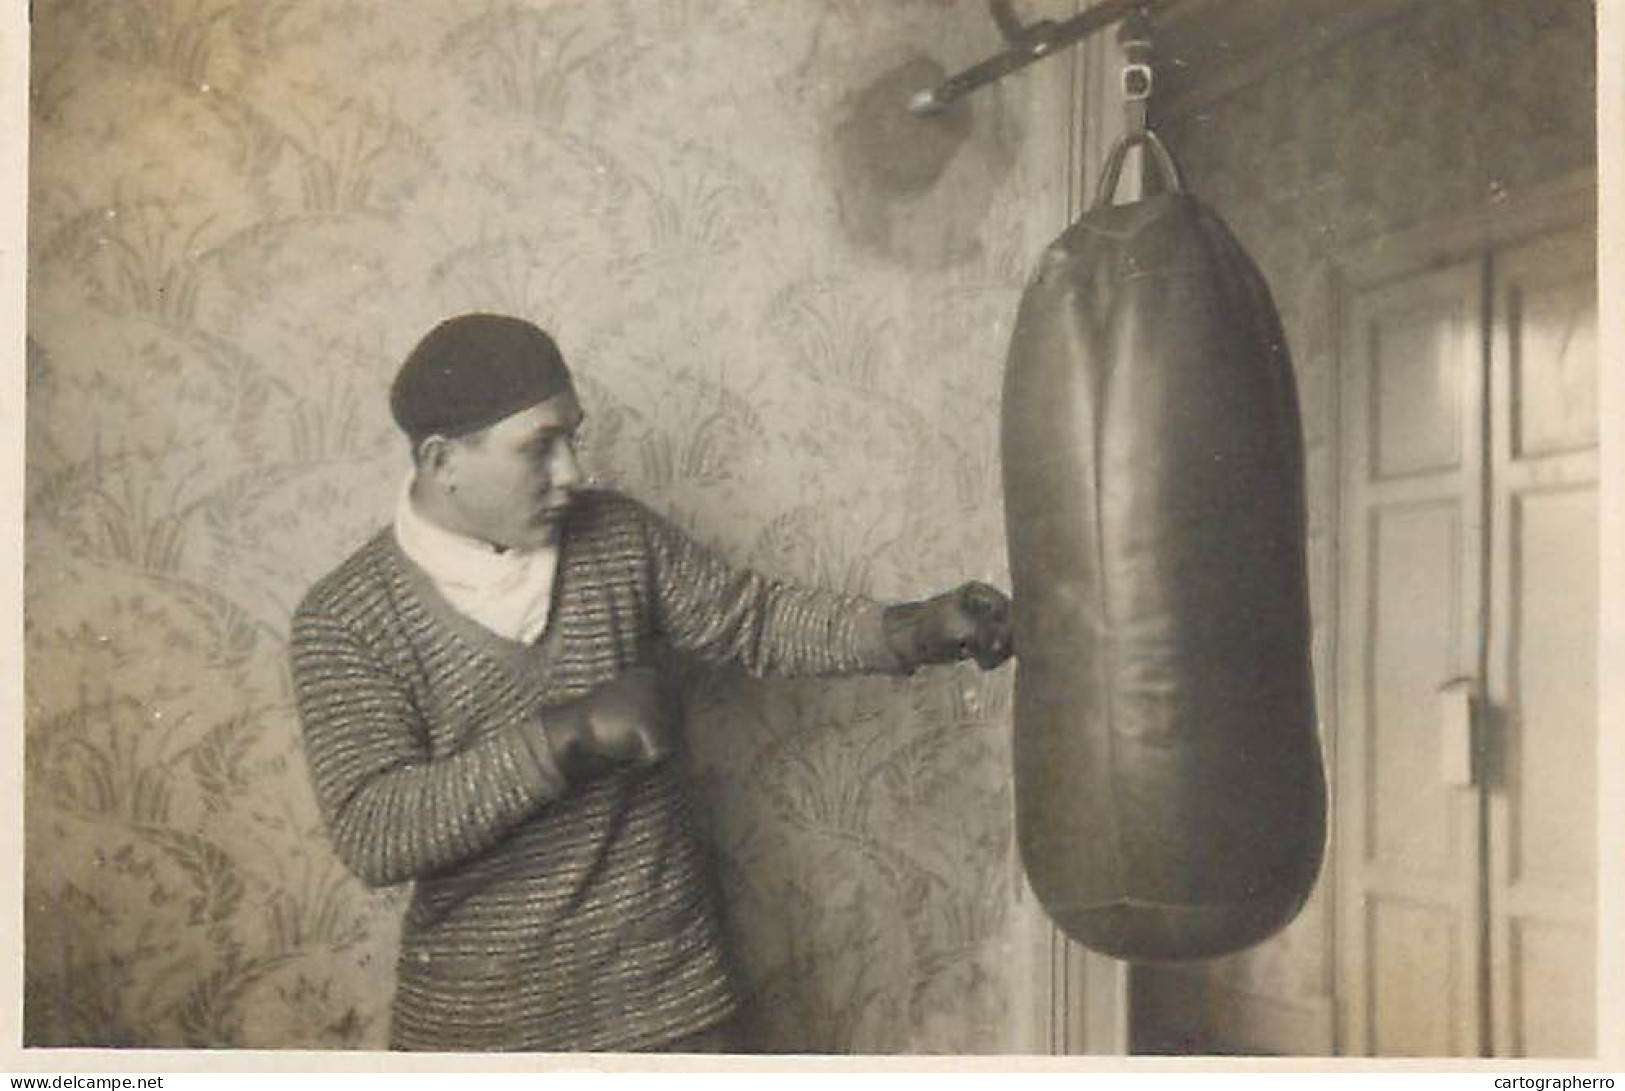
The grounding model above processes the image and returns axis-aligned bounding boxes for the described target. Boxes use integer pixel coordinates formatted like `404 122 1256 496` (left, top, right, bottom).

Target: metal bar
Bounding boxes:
989 0 1036 44
909 0 1170 115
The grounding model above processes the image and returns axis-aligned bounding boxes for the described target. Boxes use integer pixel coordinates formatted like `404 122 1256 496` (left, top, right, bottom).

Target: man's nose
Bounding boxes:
551 440 584 490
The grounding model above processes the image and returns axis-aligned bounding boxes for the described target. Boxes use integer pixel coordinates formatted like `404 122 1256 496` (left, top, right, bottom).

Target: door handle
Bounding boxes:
1437 676 1479 787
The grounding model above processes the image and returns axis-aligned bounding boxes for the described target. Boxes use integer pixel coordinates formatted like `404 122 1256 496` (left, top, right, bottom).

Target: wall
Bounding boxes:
1133 0 1597 1055
24 0 1078 1051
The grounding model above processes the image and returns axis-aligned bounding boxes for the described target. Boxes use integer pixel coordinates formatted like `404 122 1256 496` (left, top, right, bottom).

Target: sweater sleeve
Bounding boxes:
638 503 907 678
289 599 570 888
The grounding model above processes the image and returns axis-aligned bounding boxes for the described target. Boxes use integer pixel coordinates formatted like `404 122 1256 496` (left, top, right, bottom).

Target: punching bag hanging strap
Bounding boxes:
1093 7 1184 210
1093 129 1184 210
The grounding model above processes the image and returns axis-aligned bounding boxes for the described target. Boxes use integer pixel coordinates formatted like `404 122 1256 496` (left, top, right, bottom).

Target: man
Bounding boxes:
290 313 1013 1053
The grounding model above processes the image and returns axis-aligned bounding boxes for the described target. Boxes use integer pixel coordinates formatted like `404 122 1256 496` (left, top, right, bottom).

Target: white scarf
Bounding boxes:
393 474 559 644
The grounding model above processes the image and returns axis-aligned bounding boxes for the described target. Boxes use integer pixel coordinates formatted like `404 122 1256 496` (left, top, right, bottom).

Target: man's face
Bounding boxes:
441 387 586 551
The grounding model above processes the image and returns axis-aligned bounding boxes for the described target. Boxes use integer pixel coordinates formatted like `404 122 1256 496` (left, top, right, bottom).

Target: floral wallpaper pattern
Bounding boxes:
25 0 1077 1052
1146 0 1596 1044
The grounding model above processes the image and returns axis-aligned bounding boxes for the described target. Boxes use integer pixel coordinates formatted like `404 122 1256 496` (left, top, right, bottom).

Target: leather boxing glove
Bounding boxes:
884 581 1015 672
542 666 673 785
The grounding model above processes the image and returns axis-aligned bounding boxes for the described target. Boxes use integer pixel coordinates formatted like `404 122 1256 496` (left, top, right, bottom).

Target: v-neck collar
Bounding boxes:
386 526 572 687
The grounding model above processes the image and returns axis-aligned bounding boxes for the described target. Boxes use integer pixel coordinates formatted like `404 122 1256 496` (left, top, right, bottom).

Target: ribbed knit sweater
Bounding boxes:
290 489 900 1051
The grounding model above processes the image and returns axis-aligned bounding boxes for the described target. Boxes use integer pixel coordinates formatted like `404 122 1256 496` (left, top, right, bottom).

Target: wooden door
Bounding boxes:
1335 212 1597 1058
1335 258 1489 1056
1484 228 1598 1057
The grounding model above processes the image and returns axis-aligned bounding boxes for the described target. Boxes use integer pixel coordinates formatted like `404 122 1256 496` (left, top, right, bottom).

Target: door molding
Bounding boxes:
1334 174 1597 292
1024 2 1135 1055
1326 170 1599 1056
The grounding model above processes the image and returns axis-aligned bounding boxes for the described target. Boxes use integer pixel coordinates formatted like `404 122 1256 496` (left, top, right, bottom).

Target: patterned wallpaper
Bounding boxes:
1148 0 1597 1037
24 0 1077 1052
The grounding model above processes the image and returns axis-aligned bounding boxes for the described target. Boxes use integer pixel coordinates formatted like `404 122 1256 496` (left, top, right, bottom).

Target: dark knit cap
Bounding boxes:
390 313 574 442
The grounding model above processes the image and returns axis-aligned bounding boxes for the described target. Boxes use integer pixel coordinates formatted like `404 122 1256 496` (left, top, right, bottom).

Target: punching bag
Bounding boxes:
1001 132 1326 961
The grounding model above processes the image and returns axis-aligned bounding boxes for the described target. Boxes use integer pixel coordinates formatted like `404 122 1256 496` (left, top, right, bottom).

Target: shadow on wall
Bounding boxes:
830 52 1020 269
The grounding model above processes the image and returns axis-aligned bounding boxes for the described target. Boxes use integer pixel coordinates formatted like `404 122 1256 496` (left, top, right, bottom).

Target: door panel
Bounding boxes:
1486 228 1598 1057
1368 504 1465 875
1373 304 1469 478
1510 490 1597 887
1336 260 1486 1057
1510 259 1599 457
1511 920 1595 1058
1369 898 1467 1055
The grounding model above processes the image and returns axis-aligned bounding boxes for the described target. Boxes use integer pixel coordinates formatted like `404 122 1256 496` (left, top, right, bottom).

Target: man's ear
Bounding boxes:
418 434 454 476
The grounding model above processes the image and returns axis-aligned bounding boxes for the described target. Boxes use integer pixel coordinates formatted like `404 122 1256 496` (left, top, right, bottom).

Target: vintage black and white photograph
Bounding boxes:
16 0 1614 1062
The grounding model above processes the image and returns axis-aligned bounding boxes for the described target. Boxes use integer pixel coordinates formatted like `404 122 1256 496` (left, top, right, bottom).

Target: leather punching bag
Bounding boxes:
1001 132 1326 961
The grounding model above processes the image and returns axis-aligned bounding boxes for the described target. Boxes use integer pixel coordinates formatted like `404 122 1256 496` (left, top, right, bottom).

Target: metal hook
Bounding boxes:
1118 5 1155 136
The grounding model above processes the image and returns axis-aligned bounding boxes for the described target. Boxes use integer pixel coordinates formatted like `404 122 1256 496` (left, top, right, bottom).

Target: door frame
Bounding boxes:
1032 7 1134 1055
1326 170 1599 1055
